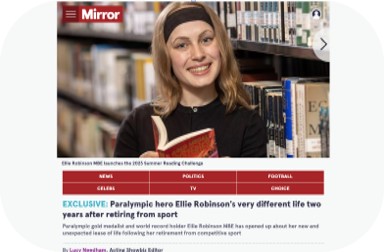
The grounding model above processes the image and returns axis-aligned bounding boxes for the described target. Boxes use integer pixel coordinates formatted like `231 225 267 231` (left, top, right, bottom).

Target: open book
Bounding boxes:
151 116 219 157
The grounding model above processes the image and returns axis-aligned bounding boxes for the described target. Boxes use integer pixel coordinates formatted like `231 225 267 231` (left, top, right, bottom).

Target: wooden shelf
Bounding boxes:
58 89 128 123
231 39 321 61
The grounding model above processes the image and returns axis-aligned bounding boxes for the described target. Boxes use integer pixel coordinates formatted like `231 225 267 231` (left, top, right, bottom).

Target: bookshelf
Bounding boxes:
57 1 330 158
58 88 128 123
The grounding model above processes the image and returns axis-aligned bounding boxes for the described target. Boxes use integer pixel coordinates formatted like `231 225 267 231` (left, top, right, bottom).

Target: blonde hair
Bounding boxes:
151 2 251 116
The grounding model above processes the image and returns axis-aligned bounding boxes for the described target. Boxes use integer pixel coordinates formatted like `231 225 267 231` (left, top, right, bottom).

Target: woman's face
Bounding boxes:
166 20 221 92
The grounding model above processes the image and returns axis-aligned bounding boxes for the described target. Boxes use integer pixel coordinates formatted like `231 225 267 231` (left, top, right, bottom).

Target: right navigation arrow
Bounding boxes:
320 38 327 51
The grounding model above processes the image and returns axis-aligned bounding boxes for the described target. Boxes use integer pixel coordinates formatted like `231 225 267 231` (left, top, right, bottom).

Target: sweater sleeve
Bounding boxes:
114 103 156 157
113 109 140 157
241 111 267 157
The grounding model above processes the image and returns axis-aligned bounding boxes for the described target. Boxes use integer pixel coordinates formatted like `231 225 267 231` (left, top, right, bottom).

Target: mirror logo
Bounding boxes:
62 5 123 23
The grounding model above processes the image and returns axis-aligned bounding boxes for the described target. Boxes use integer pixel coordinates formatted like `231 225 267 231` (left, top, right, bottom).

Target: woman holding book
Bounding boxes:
114 2 267 157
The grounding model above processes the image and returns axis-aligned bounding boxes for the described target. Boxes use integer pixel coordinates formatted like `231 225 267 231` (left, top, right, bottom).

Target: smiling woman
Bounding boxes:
114 2 267 158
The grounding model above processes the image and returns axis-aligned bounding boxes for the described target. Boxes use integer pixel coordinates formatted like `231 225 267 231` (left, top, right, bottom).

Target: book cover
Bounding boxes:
276 93 286 158
151 116 219 158
296 81 329 158
282 77 298 158
226 1 237 39
319 104 330 157
266 92 284 158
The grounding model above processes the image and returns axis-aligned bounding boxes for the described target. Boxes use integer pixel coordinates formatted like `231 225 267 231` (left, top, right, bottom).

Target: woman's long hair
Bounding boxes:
151 2 251 116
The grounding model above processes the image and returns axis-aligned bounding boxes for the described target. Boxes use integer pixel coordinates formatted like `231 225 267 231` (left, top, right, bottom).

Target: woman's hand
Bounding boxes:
140 151 159 158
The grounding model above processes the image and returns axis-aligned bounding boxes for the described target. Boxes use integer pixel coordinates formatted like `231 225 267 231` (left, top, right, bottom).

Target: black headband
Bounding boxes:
164 7 214 42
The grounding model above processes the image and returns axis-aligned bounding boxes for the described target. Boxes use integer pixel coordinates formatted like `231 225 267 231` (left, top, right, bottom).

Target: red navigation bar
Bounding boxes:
62 171 324 195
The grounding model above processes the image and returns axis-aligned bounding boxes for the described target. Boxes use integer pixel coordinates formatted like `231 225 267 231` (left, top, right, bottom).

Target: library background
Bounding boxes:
57 1 330 158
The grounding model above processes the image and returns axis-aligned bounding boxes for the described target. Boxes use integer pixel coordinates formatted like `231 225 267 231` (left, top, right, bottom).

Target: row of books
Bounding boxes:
58 40 156 112
218 1 329 47
58 99 119 157
243 77 330 158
